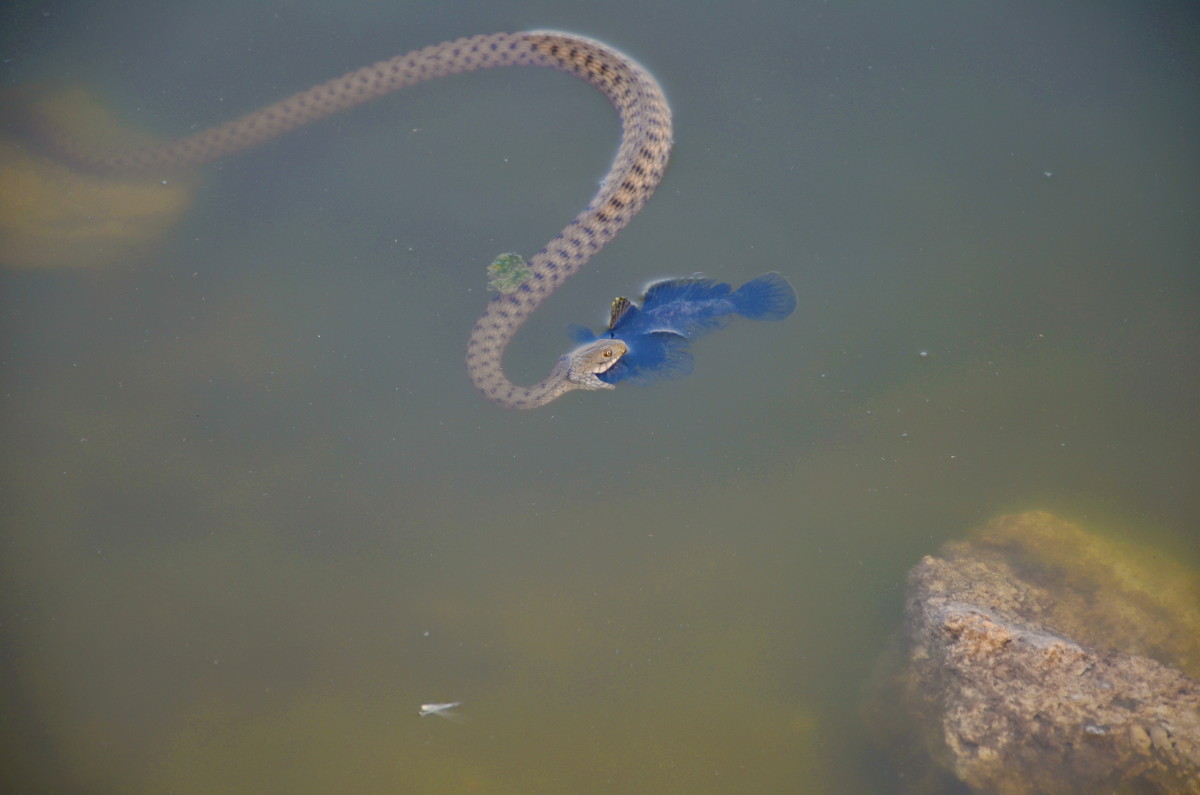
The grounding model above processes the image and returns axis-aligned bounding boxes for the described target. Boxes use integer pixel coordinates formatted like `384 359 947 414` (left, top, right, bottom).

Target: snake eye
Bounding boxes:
603 348 614 357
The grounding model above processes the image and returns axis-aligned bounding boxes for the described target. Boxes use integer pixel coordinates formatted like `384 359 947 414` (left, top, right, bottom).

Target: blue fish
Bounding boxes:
567 272 797 385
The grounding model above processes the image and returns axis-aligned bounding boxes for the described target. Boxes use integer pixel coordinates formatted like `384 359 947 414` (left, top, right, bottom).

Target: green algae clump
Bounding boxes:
486 252 532 294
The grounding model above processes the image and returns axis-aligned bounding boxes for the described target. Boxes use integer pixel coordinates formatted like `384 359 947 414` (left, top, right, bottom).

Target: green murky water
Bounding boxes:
2 2 1196 792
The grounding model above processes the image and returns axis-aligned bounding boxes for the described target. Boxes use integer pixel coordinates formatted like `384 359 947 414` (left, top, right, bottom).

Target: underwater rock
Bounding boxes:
874 511 1200 794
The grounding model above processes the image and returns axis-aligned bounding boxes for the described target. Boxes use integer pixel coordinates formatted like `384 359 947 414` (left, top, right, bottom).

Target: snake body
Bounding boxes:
44 31 673 409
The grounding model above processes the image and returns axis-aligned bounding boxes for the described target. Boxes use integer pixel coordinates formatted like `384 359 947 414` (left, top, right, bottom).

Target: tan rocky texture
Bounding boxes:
872 511 1200 794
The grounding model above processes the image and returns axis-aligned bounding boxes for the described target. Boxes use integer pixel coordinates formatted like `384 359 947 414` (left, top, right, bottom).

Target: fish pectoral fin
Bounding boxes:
614 332 695 385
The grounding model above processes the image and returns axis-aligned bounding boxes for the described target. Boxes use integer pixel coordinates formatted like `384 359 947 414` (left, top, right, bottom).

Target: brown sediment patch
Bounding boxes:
0 87 196 270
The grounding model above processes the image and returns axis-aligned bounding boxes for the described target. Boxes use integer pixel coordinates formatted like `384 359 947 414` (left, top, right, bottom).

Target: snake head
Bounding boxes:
561 338 628 391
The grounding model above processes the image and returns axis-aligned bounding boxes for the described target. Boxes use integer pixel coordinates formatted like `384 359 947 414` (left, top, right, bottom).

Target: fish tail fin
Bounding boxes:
731 272 797 320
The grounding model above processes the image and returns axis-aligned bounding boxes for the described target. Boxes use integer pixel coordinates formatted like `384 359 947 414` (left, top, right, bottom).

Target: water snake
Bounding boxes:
39 31 673 409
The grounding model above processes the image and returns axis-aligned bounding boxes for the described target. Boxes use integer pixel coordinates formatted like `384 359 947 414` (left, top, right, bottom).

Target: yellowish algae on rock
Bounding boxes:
967 510 1200 676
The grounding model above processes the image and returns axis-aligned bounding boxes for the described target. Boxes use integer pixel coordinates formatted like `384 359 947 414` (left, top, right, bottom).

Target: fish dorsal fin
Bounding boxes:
609 296 637 329
641 277 728 308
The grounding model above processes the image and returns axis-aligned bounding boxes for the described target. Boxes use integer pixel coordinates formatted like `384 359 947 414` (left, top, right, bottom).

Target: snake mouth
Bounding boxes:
593 341 628 373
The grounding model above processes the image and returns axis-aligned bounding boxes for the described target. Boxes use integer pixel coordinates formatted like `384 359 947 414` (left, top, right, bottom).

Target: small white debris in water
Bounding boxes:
419 702 461 719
